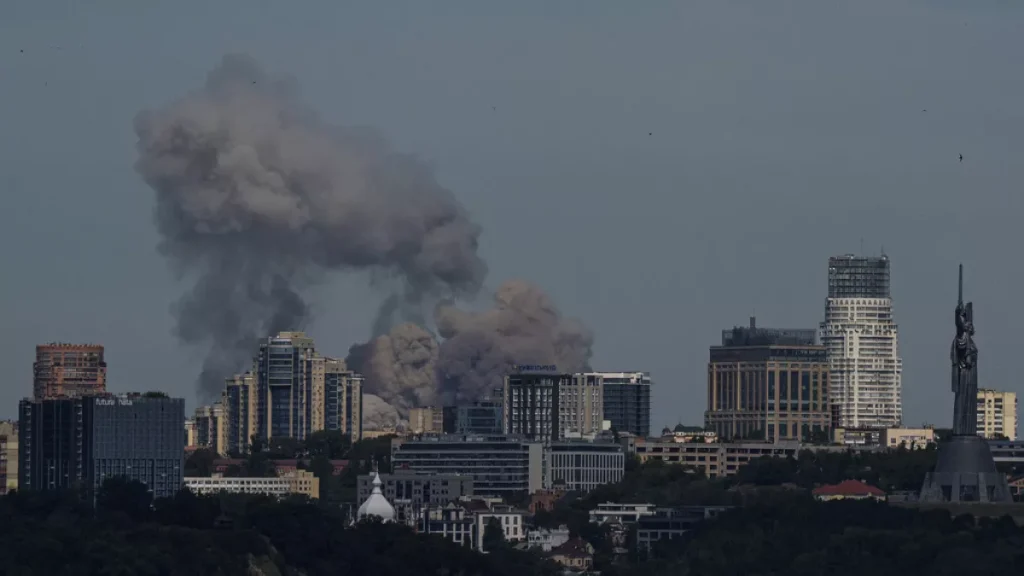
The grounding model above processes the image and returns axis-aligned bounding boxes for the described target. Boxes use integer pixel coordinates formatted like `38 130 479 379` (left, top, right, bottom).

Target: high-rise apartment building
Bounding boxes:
33 343 107 400
0 421 17 494
324 358 363 442
409 407 444 434
503 371 605 442
256 331 319 441
598 371 652 437
223 372 257 455
977 389 1018 441
19 393 185 500
705 318 831 442
193 332 364 451
820 254 903 429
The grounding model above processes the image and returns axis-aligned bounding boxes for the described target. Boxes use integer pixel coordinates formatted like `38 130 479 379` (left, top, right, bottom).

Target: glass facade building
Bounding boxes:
19 394 185 500
599 372 652 437
391 435 543 498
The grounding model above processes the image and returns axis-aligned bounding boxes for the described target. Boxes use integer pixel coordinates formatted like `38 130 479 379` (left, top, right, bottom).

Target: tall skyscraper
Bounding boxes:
256 332 319 441
820 254 903 430
977 389 1018 441
705 318 831 442
33 343 107 400
19 393 185 500
598 371 652 437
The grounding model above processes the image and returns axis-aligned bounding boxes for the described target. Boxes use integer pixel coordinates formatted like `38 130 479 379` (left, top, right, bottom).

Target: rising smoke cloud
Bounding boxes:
347 279 595 412
134 54 487 402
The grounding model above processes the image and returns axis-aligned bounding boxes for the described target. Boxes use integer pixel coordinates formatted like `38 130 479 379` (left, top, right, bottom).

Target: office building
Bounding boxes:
356 471 474 508
33 343 107 400
503 371 604 442
820 254 903 429
0 421 17 494
392 434 544 498
324 358 363 441
544 441 625 492
634 438 800 478
598 371 652 436
449 399 504 435
977 389 1018 441
223 372 257 455
704 318 831 442
185 470 319 499
409 407 444 434
19 393 185 500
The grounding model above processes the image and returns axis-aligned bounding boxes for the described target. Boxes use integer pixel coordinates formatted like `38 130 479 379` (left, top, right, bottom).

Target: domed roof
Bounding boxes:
357 472 395 522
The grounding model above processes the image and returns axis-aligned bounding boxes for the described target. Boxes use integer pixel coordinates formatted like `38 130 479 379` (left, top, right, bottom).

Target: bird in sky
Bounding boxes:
959 154 963 162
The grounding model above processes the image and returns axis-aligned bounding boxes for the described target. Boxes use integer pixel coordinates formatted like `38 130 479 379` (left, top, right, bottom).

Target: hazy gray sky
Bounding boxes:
2 1 1023 430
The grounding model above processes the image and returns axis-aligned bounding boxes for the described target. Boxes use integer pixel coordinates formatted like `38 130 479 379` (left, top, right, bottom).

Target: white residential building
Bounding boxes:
820 254 903 429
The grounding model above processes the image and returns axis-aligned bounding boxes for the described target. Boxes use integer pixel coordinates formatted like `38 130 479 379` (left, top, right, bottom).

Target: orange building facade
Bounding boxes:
33 343 107 400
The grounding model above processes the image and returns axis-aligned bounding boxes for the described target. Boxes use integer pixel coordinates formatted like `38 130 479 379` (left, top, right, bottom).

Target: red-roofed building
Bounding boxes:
812 480 886 502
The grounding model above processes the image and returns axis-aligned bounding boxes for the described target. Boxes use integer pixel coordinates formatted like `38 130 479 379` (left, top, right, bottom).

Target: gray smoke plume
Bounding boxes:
348 280 594 413
134 54 487 402
361 393 405 430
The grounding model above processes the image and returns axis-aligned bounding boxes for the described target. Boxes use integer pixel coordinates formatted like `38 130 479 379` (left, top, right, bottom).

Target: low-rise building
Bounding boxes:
184 470 320 499
589 502 656 525
392 435 543 498
0 421 17 495
526 525 571 552
356 471 473 508
544 440 624 492
474 508 526 551
634 439 800 477
881 427 935 450
812 479 886 502
549 538 594 572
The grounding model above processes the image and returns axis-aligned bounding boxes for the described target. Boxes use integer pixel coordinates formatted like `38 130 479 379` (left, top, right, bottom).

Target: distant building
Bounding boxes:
33 343 107 400
323 358 363 442
0 421 17 494
392 435 543 498
977 389 1018 441
812 479 886 502
526 525 571 552
194 403 228 456
223 372 257 455
634 438 800 477
356 471 474 508
544 441 625 492
635 507 731 555
503 372 604 442
548 538 594 572
704 317 830 442
19 394 185 500
820 254 903 429
448 399 503 435
184 418 197 449
409 407 444 434
599 371 652 437
185 470 319 499
879 427 935 450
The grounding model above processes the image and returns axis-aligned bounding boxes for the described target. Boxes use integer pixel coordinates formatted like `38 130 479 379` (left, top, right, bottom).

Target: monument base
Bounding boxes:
919 435 1012 503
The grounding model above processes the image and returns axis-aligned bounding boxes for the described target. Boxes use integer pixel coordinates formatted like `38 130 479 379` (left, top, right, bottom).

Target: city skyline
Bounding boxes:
2 2 1024 430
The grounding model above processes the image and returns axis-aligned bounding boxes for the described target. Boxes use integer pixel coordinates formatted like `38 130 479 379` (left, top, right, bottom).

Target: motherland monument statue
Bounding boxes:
918 265 1012 503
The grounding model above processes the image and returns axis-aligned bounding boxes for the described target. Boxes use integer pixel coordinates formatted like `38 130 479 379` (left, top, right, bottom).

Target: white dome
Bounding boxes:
357 472 395 522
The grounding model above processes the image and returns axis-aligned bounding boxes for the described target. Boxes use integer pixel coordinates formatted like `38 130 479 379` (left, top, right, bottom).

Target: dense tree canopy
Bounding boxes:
0 478 560 576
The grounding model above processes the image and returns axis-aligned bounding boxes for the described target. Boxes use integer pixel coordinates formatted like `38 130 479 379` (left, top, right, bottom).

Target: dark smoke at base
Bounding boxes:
134 54 487 403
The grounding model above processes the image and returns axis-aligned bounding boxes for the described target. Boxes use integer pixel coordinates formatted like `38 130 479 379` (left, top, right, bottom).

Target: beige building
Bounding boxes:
409 407 444 434
634 437 800 478
880 427 935 449
184 469 320 499
503 372 604 441
0 421 17 494
977 389 1018 441
184 418 198 448
705 319 831 442
194 403 229 456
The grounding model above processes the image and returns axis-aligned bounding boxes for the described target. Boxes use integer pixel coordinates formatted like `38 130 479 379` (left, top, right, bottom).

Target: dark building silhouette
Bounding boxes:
19 394 185 500
33 343 107 400
827 255 890 299
600 372 652 437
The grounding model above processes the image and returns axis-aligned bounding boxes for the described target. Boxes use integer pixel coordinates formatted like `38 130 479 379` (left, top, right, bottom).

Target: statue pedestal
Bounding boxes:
919 435 1012 503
